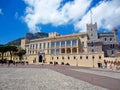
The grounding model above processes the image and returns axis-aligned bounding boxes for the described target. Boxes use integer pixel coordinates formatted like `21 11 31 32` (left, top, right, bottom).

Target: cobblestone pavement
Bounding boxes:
0 68 107 90
0 64 120 90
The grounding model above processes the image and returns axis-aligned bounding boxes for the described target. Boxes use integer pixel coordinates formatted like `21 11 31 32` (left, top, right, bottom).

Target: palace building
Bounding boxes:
1 22 119 68
19 22 119 68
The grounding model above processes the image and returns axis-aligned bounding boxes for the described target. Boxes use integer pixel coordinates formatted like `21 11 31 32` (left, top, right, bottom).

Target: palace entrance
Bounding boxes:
38 51 45 63
39 55 43 62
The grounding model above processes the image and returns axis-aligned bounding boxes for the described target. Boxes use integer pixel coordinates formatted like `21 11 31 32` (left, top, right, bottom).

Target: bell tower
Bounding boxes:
87 22 98 41
87 11 98 41
87 10 102 52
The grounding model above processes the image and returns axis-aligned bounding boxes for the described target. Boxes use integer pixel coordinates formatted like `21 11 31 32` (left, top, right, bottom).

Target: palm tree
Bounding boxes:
0 46 8 60
6 46 18 60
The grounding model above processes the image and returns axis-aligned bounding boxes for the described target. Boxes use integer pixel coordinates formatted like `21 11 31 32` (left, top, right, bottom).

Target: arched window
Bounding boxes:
67 48 71 53
81 42 84 47
72 48 77 53
91 42 94 47
61 48 65 53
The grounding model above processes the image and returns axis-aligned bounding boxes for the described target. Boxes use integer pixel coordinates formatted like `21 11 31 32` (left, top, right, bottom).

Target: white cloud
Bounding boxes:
0 8 3 15
23 0 91 33
75 0 120 32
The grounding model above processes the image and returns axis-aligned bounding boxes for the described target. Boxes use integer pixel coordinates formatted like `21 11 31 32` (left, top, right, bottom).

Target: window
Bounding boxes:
30 51 31 54
72 48 77 53
30 44 32 49
80 56 82 59
110 44 112 48
61 48 65 53
62 56 64 60
91 34 93 36
74 56 76 59
113 44 115 48
92 49 94 52
56 49 60 54
110 38 112 41
72 39 77 46
61 41 65 47
33 44 34 49
68 56 70 59
51 42 55 48
110 44 114 49
36 44 38 49
111 51 114 54
51 49 55 54
92 56 95 59
56 41 60 47
81 42 84 47
66 40 71 46
39 43 42 49
81 35 84 38
91 42 94 47
57 57 59 59
99 56 101 59
43 43 46 48
67 48 71 53
48 42 50 48
86 56 88 59
104 38 107 41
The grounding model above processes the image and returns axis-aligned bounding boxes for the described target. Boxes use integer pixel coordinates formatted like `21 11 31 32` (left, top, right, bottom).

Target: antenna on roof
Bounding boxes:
90 10 93 24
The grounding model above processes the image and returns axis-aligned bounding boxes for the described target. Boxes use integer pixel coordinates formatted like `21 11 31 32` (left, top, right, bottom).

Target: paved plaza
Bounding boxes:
0 64 120 90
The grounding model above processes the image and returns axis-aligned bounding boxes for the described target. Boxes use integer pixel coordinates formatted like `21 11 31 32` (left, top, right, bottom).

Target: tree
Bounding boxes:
0 46 8 60
15 49 26 61
6 46 18 60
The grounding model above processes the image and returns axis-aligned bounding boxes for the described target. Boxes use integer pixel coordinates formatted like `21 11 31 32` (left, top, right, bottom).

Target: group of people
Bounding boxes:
103 60 120 70
0 59 29 67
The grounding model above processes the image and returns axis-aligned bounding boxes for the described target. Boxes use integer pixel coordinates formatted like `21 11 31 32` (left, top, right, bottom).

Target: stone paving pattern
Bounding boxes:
0 68 107 90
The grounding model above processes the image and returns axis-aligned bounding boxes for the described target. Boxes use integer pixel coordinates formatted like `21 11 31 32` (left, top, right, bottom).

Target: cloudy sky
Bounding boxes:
0 0 120 44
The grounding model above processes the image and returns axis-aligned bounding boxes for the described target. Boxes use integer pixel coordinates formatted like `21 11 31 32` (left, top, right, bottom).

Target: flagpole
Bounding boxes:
90 10 93 24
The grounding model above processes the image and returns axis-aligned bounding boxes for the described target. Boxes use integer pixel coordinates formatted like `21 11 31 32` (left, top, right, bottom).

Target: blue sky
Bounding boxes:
0 0 120 44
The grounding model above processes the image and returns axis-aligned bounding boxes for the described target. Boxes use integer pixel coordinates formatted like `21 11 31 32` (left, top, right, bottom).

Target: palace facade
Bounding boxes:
1 22 120 68
19 22 119 67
